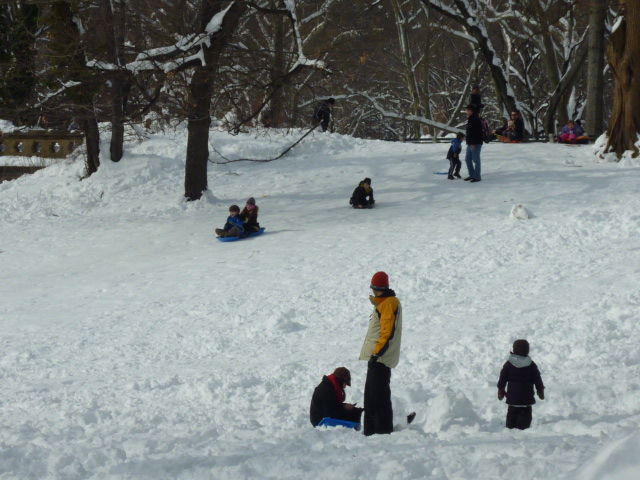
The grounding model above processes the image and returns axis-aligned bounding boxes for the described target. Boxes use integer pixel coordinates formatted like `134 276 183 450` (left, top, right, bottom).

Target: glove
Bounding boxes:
368 355 379 366
497 389 505 401
538 390 545 400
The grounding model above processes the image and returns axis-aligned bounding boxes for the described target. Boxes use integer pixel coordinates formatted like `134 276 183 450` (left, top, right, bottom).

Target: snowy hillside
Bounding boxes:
1 126 640 479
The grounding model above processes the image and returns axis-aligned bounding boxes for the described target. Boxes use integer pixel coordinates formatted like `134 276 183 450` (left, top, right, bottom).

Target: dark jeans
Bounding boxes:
506 406 532 430
363 362 393 436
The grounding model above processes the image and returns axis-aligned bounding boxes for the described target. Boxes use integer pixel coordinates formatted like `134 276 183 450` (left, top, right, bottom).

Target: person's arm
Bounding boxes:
497 363 509 400
532 362 545 399
372 298 399 357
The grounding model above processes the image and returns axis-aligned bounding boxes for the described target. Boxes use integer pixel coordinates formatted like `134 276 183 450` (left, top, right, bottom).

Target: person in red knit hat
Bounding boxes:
358 271 403 435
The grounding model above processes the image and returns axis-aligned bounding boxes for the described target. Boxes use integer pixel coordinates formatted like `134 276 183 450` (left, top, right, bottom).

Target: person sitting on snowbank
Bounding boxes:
350 178 375 209
241 197 260 234
557 120 586 144
310 367 364 427
497 339 545 430
215 205 245 238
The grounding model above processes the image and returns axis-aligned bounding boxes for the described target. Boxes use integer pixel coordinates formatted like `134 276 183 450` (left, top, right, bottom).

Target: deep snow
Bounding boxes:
1 125 640 479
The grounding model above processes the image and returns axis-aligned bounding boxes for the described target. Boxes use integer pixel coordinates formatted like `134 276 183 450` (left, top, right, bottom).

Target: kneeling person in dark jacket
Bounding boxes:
310 367 364 427
350 178 375 209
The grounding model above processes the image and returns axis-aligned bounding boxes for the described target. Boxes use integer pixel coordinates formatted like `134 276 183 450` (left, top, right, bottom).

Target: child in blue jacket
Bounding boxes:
497 339 545 430
215 205 246 238
447 133 464 179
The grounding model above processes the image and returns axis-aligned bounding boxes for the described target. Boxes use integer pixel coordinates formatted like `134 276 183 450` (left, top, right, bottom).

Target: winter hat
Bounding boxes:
512 339 530 357
229 205 240 213
370 271 389 290
466 103 478 113
246 197 256 205
363 177 372 185
333 367 351 386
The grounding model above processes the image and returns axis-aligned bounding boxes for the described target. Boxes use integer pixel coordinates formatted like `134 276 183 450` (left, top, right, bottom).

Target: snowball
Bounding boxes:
510 204 533 220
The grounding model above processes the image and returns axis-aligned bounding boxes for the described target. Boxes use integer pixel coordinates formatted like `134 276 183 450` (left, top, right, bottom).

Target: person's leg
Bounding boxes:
472 144 482 179
505 406 518 429
227 226 241 237
369 362 393 434
464 147 475 179
454 159 461 177
363 365 376 436
448 158 455 177
516 406 532 430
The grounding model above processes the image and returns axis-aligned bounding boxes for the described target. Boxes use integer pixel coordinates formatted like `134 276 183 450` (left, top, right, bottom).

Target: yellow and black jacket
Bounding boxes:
359 289 402 368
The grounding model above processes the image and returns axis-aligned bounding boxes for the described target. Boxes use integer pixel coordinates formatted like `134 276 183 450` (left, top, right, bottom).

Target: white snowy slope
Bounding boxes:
1 126 640 480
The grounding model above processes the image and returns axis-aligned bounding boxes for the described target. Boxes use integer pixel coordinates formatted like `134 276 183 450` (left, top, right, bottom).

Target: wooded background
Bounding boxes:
0 0 630 199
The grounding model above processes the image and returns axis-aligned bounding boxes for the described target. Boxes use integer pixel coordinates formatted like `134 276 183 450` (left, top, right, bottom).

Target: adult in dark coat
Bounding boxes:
310 367 363 427
464 104 484 182
313 98 335 132
469 86 484 112
496 110 525 141
350 178 375 209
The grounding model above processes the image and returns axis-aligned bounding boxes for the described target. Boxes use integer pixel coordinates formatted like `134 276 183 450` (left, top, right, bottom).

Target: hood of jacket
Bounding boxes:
508 354 532 368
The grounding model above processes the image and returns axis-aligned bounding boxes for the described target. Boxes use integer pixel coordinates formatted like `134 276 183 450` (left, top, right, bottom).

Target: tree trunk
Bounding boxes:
185 68 214 200
604 0 640 158
585 0 607 137
83 113 101 176
264 5 287 128
99 0 127 162
391 0 422 139
183 0 249 201
542 40 588 135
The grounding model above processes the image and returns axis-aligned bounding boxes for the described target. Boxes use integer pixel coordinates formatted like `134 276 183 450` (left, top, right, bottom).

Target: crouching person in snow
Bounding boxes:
497 339 545 430
350 178 375 209
359 272 402 436
215 205 245 238
310 367 364 427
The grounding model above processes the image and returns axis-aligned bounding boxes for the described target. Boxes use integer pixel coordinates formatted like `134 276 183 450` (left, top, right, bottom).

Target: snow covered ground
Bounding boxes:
1 125 640 479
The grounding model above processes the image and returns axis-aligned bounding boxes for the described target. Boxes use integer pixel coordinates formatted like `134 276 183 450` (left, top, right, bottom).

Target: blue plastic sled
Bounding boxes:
317 417 361 431
217 227 266 242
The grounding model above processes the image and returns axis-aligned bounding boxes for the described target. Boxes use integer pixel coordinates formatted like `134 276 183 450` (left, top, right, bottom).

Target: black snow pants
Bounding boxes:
363 361 393 436
506 405 532 430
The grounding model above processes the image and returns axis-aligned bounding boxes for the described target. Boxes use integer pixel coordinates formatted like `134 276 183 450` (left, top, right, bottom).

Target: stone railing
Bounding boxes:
0 130 84 158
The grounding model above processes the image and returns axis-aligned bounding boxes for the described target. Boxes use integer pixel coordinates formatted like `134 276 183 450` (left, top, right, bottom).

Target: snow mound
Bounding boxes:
510 204 533 220
569 430 640 480
423 388 481 432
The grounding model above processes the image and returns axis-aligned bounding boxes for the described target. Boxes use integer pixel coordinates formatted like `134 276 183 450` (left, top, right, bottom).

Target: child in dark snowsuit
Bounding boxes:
447 133 464 179
350 178 375 209
215 205 245 238
497 339 545 430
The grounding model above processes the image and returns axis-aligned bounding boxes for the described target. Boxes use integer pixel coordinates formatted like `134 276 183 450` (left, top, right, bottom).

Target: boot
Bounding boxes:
454 173 461 178
215 228 225 237
447 175 454 180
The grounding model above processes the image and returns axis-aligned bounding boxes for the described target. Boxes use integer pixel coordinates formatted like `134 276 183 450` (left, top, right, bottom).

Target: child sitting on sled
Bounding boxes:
240 197 260 234
215 205 246 238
